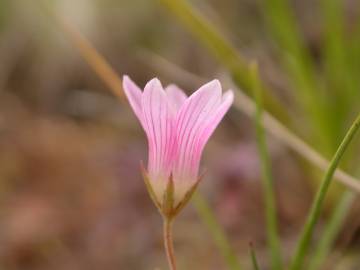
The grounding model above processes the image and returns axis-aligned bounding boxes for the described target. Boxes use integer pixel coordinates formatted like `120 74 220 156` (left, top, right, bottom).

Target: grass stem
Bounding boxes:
289 113 360 270
250 62 283 270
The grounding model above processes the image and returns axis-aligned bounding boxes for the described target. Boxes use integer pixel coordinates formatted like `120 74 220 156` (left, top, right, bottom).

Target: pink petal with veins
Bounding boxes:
123 76 233 205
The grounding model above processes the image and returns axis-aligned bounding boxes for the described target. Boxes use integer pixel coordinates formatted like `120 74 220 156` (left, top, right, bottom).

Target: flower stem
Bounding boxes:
289 112 360 270
163 218 177 270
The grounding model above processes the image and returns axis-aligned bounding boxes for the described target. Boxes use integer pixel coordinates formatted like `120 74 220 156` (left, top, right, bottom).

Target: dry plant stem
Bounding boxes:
232 85 360 193
163 218 177 270
38 1 124 100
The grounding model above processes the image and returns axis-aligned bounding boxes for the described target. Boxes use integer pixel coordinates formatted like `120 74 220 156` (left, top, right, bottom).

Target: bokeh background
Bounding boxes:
0 0 360 269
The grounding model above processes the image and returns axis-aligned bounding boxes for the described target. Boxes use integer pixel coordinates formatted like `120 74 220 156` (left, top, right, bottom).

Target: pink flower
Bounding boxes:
123 75 233 215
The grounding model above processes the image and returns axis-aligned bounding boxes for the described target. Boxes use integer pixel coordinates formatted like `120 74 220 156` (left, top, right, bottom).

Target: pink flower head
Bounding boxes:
123 75 233 215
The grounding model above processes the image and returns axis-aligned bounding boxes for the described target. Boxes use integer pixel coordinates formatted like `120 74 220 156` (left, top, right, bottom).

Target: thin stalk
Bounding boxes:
289 113 360 270
249 243 261 270
250 62 282 270
163 218 177 270
192 193 242 270
307 191 354 270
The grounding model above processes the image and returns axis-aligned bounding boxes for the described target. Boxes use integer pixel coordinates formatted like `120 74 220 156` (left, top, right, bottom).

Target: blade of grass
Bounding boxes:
250 62 282 270
156 0 289 122
143 51 360 193
289 113 360 270
320 0 357 145
0 0 10 32
263 0 335 154
348 6 360 97
249 243 261 270
311 5 360 254
307 191 354 270
321 0 357 98
192 193 242 270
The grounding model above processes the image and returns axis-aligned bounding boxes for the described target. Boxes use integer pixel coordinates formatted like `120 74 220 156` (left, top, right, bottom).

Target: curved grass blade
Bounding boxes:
307 191 354 270
289 113 360 270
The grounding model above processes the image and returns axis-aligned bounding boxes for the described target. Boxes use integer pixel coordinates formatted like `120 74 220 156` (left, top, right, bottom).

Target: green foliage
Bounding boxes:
157 0 289 122
290 114 360 270
250 62 282 270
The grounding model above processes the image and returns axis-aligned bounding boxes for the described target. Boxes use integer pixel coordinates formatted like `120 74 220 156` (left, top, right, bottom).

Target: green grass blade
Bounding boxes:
321 0 357 142
249 243 261 270
250 62 283 270
307 191 354 270
321 0 358 96
156 0 289 122
192 192 242 270
289 113 360 270
263 0 335 153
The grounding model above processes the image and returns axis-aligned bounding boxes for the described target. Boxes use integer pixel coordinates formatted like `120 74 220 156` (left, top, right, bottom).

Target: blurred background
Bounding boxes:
0 0 360 269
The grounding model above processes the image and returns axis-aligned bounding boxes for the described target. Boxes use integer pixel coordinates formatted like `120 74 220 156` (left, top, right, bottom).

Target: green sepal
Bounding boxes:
173 173 204 216
140 164 204 219
140 162 162 211
162 174 175 219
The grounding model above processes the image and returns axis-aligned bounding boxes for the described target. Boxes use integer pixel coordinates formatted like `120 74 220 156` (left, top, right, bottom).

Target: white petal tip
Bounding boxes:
122 75 136 90
144 78 165 96
207 79 221 89
224 90 234 100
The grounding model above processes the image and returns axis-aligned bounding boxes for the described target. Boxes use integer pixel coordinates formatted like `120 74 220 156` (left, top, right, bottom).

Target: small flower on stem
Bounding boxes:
123 75 233 269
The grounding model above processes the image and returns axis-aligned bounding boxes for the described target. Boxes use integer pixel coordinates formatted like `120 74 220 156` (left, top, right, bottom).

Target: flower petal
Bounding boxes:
173 87 233 205
188 89 234 170
165 84 187 112
200 90 234 143
173 79 222 180
141 78 175 199
122 75 144 125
